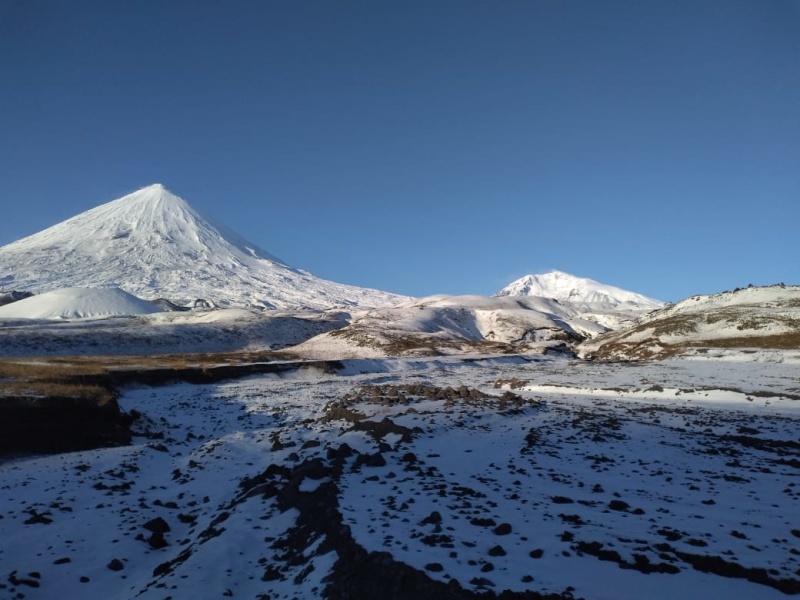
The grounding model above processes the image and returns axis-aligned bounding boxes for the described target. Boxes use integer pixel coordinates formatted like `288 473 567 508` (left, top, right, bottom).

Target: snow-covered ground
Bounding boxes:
2 355 798 599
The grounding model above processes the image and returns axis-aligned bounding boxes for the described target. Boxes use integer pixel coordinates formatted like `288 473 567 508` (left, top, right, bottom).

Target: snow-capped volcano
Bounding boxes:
0 184 406 310
496 270 663 308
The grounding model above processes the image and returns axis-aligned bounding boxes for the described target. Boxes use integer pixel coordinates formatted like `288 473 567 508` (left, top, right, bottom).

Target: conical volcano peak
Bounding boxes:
0 186 406 310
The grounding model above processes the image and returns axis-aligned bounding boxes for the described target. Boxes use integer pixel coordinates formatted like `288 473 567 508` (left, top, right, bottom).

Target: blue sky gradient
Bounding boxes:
1 1 798 302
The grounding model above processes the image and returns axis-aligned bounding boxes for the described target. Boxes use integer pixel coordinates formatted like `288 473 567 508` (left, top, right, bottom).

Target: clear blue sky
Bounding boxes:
1 1 798 302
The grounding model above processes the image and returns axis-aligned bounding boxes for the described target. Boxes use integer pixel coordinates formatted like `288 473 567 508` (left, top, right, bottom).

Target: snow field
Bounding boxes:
0 356 797 599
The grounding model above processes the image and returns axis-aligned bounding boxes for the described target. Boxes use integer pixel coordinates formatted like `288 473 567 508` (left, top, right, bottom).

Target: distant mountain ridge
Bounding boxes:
289 294 611 359
496 270 663 309
0 184 406 310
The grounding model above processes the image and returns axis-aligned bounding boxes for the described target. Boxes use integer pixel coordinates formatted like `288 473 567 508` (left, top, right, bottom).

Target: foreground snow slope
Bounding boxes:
0 184 406 310
583 284 800 360
1 355 797 599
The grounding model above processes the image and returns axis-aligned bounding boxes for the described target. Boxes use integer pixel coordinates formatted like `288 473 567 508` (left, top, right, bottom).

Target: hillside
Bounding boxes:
286 294 610 359
582 284 800 360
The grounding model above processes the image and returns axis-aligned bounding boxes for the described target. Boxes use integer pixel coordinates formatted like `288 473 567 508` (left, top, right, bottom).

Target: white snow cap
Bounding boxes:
496 270 663 308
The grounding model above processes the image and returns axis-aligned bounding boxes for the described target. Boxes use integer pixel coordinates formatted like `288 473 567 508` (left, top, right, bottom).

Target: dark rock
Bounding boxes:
687 538 708 547
352 417 414 443
551 496 574 504
674 549 799 593
421 511 443 525
488 545 507 557
262 566 283 581
143 517 171 533
657 528 683 541
401 452 418 463
730 530 748 539
8 571 40 588
608 500 630 512
148 531 169 549
23 509 53 525
0 290 33 307
361 453 387 468
107 559 124 571
292 458 328 481
493 523 512 536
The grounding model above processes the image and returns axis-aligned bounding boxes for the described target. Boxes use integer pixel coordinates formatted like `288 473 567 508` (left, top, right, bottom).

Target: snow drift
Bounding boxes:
0 287 163 320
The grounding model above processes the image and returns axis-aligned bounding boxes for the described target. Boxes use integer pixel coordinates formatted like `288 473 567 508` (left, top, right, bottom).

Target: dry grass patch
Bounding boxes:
0 350 279 379
1 381 115 404
0 349 284 402
694 332 800 350
649 314 698 337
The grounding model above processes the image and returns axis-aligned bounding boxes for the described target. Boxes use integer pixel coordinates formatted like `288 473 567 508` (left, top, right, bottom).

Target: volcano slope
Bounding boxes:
1 354 798 600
